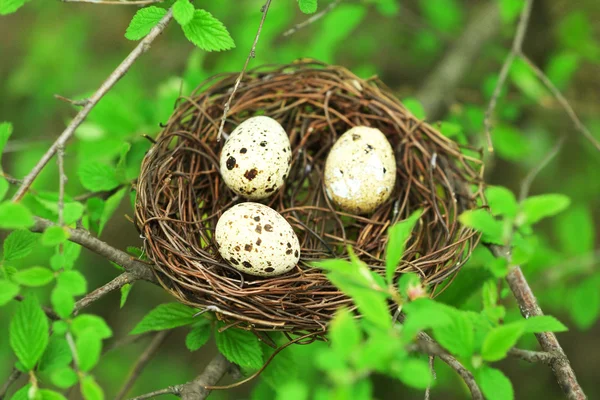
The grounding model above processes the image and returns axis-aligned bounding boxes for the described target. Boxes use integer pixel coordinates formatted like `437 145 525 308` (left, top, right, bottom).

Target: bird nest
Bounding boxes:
134 60 484 335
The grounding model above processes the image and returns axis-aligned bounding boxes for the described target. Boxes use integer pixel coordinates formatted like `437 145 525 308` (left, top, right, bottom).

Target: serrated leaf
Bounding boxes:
98 188 126 235
0 0 26 15
523 315 568 333
63 241 82 270
76 332 102 372
3 230 39 261
0 122 12 164
298 0 317 14
80 375 104 400
9 295 49 370
519 194 570 226
71 314 113 339
554 205 594 256
13 267 55 287
182 10 235 52
0 201 35 229
185 324 211 351
478 366 514 400
120 283 132 308
125 6 167 40
569 278 600 330
0 280 19 306
39 389 68 400
173 0 194 25
481 322 524 361
57 270 87 296
215 324 263 369
51 286 75 319
77 162 120 192
395 357 432 389
50 367 78 389
39 336 72 372
486 186 518 217
432 309 475 357
459 209 504 244
329 308 361 359
41 226 69 247
0 177 7 200
386 210 422 284
130 303 197 334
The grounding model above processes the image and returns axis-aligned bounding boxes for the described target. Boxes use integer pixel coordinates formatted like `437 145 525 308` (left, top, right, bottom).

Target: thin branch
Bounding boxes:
74 271 143 314
116 331 170 400
54 94 90 107
61 0 163 5
424 355 435 400
11 9 173 202
519 135 564 201
507 348 558 366
128 386 182 400
30 217 155 283
179 353 232 400
103 332 153 355
283 0 341 37
216 0 272 141
57 146 66 226
0 368 22 400
520 54 600 152
483 0 533 151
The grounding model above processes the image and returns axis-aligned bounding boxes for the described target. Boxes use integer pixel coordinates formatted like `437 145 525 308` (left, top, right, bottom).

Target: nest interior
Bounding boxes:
135 60 484 334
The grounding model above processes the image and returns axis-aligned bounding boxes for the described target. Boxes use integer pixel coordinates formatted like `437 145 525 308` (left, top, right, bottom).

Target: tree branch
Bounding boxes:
74 271 143 314
507 348 558 366
0 368 22 400
217 0 272 141
11 9 173 202
416 2 501 121
116 331 170 400
179 353 232 400
283 0 341 37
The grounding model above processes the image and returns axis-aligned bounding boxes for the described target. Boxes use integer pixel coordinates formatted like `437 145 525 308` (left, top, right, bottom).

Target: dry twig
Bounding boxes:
283 0 341 37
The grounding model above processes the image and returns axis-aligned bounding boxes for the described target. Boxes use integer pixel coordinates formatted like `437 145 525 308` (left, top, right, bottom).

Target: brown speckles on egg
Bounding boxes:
245 244 253 252
244 168 258 181
226 156 236 170
264 224 273 232
242 261 253 269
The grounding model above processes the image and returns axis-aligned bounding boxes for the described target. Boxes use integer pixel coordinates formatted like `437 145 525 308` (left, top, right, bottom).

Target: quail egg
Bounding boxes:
220 116 292 200
324 126 396 214
215 202 300 277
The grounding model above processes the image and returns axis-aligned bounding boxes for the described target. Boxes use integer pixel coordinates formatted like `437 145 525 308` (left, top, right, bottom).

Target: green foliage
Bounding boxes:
173 0 195 26
182 10 236 52
518 194 570 226
2 230 39 261
402 97 426 120
0 202 34 229
80 375 104 400
9 295 49 371
478 366 514 400
486 186 518 217
0 0 27 15
125 6 168 40
569 278 600 330
76 333 102 372
13 266 54 287
120 283 133 308
0 122 12 164
39 336 72 373
499 0 525 24
41 226 69 247
215 323 263 369
0 280 19 305
298 0 318 14
51 286 75 319
78 162 121 192
459 209 505 245
130 303 198 334
419 0 463 33
56 270 87 296
329 308 361 359
185 324 211 351
481 322 523 361
386 210 422 284
71 315 113 339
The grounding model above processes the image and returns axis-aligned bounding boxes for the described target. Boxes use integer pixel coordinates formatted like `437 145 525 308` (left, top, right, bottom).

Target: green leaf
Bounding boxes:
39 389 68 400
519 194 570 226
215 324 263 369
402 298 454 338
478 366 514 400
0 177 7 201
71 314 113 339
510 57 548 101
125 6 167 40
52 321 69 335
185 324 211 351
0 122 12 164
98 188 126 235
419 0 463 34
492 125 530 161
397 272 423 299
486 186 518 217
298 0 317 14
8 384 30 400
481 322 524 361
386 210 422 284
0 280 19 306
329 308 361 359
523 315 568 333
395 357 432 389
402 97 426 120
41 226 69 247
13 267 55 287
459 209 504 244
120 283 132 308
130 303 197 335
3 230 39 261
569 278 600 330
9 295 49 371
546 52 580 90
173 0 194 25
80 375 104 400
499 0 525 24
0 201 35 229
432 310 475 357
39 336 72 372
76 332 102 372
0 0 26 16
554 205 594 256
182 10 235 52
50 367 78 389
51 286 75 319
275 380 309 400
77 162 120 192
57 270 87 296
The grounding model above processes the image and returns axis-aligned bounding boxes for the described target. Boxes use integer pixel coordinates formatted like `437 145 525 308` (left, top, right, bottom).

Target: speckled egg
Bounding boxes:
215 202 300 277
324 126 396 214
220 116 292 200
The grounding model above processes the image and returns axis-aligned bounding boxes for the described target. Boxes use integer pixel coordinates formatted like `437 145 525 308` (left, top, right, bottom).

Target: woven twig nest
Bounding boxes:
135 60 484 334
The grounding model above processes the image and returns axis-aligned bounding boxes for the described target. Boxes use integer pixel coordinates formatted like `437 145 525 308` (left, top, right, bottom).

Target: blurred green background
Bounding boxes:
0 0 599 399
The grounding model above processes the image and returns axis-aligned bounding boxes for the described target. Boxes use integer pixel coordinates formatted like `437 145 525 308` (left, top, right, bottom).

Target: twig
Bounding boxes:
103 332 153 355
507 348 558 366
61 0 163 4
74 271 144 314
116 331 170 400
0 368 22 400
54 94 90 107
520 54 600 152
11 9 173 202
519 135 564 201
30 217 155 282
128 386 181 400
283 0 341 37
483 0 533 151
424 355 435 400
416 2 501 120
179 353 232 400
216 0 272 141
57 145 66 226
